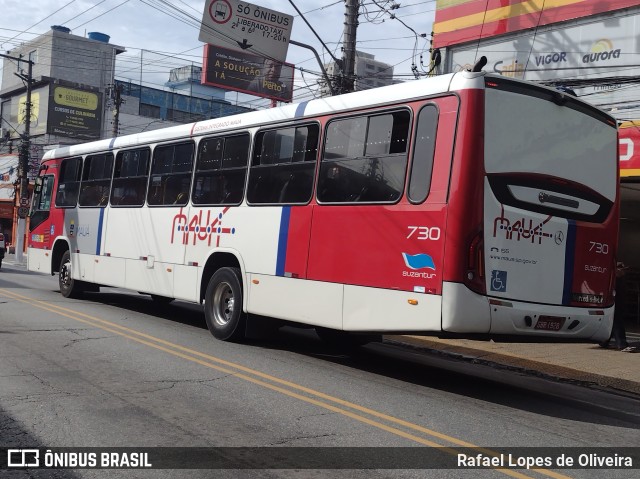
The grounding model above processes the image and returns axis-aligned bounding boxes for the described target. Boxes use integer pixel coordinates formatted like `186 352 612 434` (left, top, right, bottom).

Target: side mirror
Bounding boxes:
34 177 43 194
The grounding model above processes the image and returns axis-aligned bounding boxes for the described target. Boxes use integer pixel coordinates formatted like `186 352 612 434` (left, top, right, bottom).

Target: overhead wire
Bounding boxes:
0 1 430 82
59 0 109 28
71 0 132 31
0 0 77 50
0 0 440 117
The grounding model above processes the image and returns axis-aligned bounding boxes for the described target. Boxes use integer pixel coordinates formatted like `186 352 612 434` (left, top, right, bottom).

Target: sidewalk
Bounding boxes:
392 331 640 397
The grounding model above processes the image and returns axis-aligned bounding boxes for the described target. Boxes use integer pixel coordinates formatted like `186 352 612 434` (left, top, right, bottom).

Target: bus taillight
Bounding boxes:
465 231 485 295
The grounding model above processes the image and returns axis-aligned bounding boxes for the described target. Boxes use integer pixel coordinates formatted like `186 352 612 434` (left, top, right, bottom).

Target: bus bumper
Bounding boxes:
488 298 613 342
442 282 613 341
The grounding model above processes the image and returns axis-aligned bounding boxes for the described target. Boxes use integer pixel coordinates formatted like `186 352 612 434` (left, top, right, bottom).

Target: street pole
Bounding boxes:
287 0 343 95
15 58 33 263
111 83 123 137
0 52 34 263
342 0 359 93
289 40 336 96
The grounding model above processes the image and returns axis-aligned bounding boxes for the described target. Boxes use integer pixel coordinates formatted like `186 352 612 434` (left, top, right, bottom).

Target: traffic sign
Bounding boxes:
199 0 294 63
17 206 29 218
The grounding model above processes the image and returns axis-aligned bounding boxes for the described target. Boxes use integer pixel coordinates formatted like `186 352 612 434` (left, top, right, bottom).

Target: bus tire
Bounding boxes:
204 267 246 341
59 250 83 298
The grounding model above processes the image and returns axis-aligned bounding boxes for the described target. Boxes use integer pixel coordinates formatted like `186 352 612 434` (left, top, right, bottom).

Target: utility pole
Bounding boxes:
342 0 360 94
0 52 34 263
111 82 123 137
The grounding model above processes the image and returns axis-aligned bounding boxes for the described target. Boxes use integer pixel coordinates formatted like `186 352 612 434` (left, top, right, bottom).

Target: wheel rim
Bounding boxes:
60 260 72 288
212 281 235 327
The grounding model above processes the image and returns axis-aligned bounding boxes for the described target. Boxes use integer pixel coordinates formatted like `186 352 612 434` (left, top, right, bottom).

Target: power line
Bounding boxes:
0 0 436 108
59 0 109 28
0 0 77 50
71 0 132 31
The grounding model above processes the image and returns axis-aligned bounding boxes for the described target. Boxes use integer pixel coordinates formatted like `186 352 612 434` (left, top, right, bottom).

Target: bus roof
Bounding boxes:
42 72 475 160
41 70 607 160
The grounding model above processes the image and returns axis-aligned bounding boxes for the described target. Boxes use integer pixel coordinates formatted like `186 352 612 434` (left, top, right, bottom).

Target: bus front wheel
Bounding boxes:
59 250 83 298
204 267 246 341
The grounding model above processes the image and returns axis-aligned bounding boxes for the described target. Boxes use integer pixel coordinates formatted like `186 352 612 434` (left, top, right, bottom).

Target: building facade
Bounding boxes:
432 0 640 272
321 51 396 97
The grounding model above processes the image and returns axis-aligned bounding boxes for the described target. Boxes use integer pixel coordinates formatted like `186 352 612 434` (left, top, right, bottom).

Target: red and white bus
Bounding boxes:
27 71 619 343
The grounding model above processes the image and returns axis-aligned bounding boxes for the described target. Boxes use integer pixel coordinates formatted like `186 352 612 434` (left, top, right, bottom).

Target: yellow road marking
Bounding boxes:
1 287 572 479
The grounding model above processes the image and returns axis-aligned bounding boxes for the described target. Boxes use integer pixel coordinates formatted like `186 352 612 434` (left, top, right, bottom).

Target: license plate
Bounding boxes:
535 316 565 331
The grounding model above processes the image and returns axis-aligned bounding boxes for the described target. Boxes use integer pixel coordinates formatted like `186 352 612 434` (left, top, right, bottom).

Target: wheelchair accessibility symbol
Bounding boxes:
491 270 507 292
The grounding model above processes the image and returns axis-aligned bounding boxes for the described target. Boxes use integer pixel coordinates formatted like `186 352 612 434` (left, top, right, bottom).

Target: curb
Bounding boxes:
386 335 640 398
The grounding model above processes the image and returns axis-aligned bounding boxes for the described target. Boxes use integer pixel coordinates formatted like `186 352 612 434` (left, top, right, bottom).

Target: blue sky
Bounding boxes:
0 0 436 104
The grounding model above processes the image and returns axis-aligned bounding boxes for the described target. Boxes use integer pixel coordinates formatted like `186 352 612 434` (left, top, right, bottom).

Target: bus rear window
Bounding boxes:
484 87 618 203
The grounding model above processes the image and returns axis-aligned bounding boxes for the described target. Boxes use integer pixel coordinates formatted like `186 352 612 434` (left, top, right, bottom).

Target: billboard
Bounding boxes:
199 0 294 62
47 85 103 140
0 202 12 219
433 0 640 48
8 85 49 138
202 44 294 102
445 9 640 117
446 12 639 78
620 121 640 179
0 154 18 201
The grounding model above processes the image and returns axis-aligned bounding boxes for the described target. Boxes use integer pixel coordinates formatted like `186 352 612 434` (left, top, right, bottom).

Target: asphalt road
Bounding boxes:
0 261 639 479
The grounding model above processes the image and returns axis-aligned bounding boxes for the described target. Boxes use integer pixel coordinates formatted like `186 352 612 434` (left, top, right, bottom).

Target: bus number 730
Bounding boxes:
407 226 441 241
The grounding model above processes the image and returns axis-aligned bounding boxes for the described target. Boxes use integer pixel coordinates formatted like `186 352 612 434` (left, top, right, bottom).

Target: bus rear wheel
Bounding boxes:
204 267 246 341
59 250 83 298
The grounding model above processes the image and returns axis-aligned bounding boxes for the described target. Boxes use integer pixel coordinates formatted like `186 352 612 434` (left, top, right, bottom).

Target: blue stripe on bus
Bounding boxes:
562 220 577 305
276 207 291 276
96 208 105 255
108 137 117 150
294 101 309 118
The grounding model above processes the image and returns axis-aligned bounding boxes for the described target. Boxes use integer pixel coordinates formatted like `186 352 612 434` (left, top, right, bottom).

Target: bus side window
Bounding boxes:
147 142 194 206
55 157 82 207
110 148 151 207
192 133 249 205
79 153 114 207
318 110 410 204
408 104 438 204
247 124 317 205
